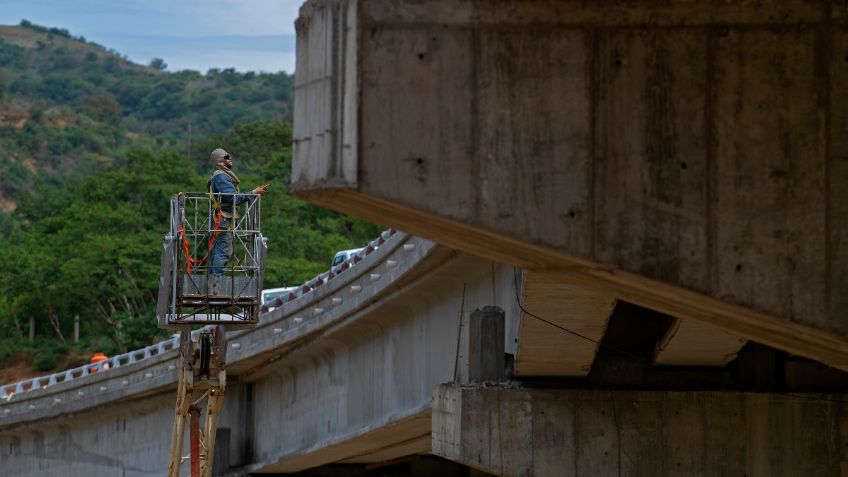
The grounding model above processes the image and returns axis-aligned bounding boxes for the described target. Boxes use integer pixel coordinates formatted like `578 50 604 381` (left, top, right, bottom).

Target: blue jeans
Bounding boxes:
210 217 232 275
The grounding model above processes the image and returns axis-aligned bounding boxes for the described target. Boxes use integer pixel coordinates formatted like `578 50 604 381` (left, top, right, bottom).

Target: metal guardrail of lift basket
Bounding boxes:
156 192 267 329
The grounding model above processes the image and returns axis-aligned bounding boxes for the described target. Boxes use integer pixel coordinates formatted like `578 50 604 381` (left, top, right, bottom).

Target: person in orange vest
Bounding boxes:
90 352 110 372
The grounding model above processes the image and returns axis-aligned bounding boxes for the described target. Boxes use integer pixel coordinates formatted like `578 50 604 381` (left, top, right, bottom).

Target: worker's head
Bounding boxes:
210 148 232 169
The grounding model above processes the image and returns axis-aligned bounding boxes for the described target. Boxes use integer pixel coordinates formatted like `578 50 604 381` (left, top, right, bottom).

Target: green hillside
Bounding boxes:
0 21 378 381
0 20 293 210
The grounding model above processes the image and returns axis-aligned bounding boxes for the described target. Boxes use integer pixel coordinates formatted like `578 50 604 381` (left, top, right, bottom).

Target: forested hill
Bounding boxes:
0 21 379 382
0 20 293 211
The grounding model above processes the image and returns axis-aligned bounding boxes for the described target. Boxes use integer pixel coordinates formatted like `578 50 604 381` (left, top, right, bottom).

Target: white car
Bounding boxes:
332 247 365 267
261 286 298 311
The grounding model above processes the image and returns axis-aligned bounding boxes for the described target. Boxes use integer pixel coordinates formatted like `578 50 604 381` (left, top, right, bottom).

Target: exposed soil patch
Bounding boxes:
0 353 42 391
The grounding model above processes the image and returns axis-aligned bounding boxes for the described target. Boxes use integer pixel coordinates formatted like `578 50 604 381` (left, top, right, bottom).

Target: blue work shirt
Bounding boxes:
210 171 252 215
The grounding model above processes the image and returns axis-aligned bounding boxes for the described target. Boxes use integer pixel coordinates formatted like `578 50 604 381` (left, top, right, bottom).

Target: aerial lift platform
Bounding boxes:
157 192 266 477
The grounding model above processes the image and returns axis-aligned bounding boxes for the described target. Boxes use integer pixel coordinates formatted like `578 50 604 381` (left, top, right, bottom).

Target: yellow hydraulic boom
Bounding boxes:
168 327 227 477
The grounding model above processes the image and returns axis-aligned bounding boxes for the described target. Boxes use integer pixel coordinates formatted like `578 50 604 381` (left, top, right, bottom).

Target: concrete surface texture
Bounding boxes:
0 394 181 476
291 0 848 370
433 384 848 477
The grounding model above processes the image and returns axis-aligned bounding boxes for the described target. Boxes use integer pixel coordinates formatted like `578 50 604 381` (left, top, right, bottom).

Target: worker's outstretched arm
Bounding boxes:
211 174 260 208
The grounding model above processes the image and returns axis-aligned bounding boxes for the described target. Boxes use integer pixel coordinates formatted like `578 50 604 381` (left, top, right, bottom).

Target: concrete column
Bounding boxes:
458 306 505 384
432 384 847 477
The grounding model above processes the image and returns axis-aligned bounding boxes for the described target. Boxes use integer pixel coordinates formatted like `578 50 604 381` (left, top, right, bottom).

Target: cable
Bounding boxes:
511 268 845 404
610 391 622 477
452 283 467 383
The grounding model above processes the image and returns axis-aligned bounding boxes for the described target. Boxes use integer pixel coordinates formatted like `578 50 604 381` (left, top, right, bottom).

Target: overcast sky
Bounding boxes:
0 0 300 73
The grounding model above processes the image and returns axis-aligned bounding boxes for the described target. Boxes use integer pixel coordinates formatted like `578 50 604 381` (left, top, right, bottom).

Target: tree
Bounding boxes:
149 57 167 71
84 94 123 121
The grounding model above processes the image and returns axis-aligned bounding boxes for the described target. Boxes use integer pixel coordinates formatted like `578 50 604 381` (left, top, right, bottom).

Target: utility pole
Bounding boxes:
74 314 80 343
187 121 192 162
29 317 34 344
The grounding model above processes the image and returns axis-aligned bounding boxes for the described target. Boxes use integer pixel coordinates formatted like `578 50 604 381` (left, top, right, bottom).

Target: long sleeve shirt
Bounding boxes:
210 172 251 214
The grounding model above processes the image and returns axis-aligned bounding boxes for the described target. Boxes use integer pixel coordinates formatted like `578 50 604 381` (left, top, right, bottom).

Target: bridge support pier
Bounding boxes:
432 383 848 477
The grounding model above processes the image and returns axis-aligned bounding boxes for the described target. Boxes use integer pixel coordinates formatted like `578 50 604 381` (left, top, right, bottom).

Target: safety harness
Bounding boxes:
176 171 240 275
178 209 222 275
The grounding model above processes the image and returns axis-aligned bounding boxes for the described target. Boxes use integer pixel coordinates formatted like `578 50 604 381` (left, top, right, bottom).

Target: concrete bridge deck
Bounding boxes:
291 0 848 370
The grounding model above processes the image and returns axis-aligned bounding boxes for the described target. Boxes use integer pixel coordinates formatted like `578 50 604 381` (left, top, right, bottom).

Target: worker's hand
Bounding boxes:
252 185 268 196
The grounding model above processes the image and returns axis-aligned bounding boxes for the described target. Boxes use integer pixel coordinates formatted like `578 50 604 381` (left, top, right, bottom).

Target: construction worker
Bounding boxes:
90 352 109 372
208 148 267 275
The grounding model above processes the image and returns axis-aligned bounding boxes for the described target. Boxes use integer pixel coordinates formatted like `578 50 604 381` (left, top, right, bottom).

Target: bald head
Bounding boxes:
211 148 231 168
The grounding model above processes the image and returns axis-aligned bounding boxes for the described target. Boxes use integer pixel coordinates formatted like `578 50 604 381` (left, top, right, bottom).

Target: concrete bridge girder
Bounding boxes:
655 318 748 367
292 0 848 369
517 271 617 377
